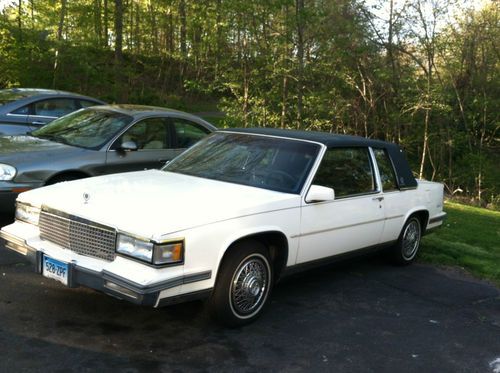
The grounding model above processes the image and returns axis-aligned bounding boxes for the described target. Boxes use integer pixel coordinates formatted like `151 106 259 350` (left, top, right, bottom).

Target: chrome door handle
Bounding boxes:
32 121 46 125
372 196 384 201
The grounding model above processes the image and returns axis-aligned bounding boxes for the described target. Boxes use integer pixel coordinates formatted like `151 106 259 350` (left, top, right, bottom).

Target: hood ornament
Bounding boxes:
83 192 90 204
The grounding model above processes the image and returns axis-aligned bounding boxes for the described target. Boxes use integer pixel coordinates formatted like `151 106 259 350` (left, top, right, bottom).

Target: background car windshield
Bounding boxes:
164 132 320 194
31 109 132 149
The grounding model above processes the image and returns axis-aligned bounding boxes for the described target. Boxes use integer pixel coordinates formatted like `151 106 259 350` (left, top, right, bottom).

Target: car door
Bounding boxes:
105 117 178 173
296 147 385 264
28 98 78 130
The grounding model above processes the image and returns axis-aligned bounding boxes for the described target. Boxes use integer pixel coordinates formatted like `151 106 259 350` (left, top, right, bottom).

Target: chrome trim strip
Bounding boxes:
429 213 447 224
290 215 404 238
5 113 29 118
101 270 212 294
7 113 57 119
28 114 58 119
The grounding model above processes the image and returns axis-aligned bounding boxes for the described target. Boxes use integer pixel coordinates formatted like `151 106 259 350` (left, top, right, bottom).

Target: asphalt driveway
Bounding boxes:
0 214 499 372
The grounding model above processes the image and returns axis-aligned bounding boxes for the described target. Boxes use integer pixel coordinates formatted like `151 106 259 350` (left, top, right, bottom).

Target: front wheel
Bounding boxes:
389 216 422 265
209 240 272 327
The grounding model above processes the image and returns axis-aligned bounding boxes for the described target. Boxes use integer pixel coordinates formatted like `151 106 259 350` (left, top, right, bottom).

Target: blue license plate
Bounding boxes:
42 256 69 286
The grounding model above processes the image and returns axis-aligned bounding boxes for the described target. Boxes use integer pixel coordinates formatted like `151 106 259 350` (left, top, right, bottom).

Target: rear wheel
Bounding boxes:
209 240 272 327
389 216 422 265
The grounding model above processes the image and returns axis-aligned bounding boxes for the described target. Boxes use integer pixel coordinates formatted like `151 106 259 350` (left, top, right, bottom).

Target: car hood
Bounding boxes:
0 135 80 164
18 170 301 239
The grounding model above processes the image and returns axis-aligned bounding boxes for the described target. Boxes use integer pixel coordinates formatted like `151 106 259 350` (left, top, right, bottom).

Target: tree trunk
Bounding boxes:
215 0 222 81
52 0 67 88
150 1 158 54
17 0 22 43
95 0 102 46
179 0 187 57
179 0 187 89
103 0 109 47
114 0 125 102
295 0 305 129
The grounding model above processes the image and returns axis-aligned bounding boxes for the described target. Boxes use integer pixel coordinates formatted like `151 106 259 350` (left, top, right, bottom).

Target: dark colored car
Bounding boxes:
0 88 105 135
0 105 217 212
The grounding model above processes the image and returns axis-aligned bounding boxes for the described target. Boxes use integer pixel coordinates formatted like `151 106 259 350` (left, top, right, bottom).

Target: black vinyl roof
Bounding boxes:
222 127 418 189
223 127 390 147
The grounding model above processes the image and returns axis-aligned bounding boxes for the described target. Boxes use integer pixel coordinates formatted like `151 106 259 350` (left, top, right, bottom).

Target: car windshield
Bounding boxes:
164 132 321 194
31 108 133 149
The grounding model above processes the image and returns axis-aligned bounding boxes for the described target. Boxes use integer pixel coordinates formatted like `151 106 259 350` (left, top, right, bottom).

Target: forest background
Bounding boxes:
0 0 498 208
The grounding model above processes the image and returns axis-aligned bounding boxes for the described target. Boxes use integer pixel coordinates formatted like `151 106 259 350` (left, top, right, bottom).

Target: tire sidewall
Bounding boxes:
398 216 422 263
228 252 272 320
210 240 273 327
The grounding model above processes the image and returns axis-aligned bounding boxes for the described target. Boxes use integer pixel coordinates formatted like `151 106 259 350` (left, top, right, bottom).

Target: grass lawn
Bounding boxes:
420 201 500 286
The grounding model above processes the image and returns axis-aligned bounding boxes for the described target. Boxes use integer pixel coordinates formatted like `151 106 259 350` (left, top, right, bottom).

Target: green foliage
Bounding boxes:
421 202 500 285
0 0 498 207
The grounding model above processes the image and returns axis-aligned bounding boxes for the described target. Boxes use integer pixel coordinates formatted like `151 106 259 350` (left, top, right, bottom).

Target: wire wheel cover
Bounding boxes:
231 256 269 316
402 220 420 259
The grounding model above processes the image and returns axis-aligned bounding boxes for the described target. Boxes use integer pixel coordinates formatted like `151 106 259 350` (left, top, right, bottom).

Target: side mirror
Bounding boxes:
305 185 335 203
119 140 138 152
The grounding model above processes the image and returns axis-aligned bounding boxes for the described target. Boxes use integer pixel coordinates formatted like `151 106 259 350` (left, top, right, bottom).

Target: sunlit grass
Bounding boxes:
420 201 500 286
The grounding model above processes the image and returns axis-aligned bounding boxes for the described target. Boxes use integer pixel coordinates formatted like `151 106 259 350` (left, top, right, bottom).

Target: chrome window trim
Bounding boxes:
29 114 58 119
6 113 29 118
371 146 400 192
303 146 381 204
219 130 327 197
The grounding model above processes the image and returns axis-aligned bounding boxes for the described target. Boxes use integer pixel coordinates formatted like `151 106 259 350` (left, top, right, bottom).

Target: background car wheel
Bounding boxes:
209 240 273 327
389 216 422 265
46 173 86 185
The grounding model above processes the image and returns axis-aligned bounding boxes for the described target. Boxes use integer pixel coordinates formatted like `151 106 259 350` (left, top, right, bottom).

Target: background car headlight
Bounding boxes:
153 241 184 265
116 234 153 262
0 164 16 181
15 203 40 225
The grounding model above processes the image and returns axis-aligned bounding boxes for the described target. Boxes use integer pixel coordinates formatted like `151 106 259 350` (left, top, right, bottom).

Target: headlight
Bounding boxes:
0 164 16 181
116 234 154 262
15 203 40 225
116 234 184 265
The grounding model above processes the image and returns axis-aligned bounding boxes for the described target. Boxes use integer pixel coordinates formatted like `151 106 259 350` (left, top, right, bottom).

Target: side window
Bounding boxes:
172 118 210 148
313 147 376 198
11 105 30 115
33 99 77 117
79 100 99 108
373 148 398 191
114 118 169 150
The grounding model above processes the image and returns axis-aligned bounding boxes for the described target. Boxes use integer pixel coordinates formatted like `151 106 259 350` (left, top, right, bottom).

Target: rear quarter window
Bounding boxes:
373 148 399 192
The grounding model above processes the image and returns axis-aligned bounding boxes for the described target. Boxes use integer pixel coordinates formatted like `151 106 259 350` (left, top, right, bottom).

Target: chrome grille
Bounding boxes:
39 210 116 261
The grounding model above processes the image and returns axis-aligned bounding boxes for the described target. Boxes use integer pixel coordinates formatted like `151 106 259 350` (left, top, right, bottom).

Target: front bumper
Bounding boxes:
0 227 212 307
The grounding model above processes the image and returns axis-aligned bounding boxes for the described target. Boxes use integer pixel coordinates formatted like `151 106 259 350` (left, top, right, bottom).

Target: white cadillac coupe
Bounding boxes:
1 128 446 326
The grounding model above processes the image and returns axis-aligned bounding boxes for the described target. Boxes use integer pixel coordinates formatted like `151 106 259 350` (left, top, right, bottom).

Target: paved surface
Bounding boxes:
0 214 499 372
